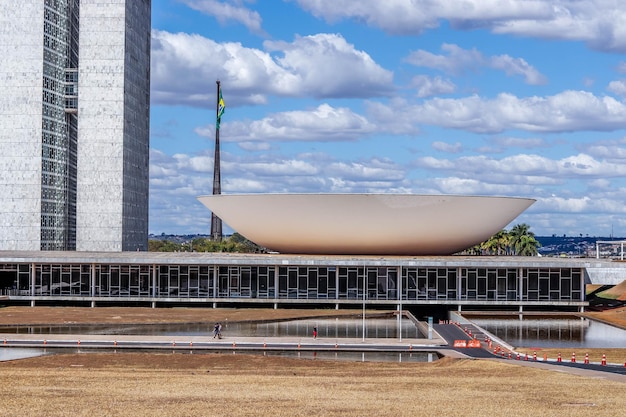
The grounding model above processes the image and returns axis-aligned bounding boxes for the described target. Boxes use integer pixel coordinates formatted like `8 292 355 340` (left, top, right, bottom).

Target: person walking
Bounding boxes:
213 322 221 339
313 326 318 339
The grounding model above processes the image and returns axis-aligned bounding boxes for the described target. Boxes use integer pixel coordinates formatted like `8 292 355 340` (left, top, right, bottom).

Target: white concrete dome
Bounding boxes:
197 194 535 255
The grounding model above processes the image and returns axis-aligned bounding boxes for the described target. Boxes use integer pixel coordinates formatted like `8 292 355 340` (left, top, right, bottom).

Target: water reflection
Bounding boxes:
471 317 626 348
260 350 437 363
0 318 423 339
0 347 46 361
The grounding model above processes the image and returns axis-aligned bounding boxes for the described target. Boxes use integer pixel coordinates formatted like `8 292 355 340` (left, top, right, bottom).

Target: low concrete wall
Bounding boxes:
585 267 626 285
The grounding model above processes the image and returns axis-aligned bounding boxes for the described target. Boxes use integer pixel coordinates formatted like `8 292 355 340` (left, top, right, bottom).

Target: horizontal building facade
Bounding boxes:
1 252 616 311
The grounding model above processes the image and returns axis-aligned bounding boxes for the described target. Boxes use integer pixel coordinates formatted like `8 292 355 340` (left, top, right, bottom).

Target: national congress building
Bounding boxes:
0 0 151 252
0 1 623 313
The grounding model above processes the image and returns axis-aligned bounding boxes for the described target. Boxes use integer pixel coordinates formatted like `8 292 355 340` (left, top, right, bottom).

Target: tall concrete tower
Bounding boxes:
0 0 151 252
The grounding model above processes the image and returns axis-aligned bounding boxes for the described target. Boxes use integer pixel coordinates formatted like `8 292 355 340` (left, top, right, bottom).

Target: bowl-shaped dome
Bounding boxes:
197 194 535 255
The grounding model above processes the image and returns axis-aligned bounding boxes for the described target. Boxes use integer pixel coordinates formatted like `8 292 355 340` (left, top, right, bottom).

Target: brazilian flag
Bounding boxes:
217 91 225 129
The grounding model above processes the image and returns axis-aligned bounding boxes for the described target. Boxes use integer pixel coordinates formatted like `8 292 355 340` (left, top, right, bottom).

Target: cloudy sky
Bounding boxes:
149 0 626 238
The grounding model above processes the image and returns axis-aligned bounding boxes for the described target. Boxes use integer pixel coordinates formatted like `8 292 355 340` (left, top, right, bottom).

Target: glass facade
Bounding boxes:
40 0 79 250
0 260 585 306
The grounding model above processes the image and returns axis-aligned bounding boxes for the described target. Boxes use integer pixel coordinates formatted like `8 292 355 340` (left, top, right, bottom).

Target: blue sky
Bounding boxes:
149 0 626 238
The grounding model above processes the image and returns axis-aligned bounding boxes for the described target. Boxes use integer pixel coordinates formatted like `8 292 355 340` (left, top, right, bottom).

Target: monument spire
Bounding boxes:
210 80 224 241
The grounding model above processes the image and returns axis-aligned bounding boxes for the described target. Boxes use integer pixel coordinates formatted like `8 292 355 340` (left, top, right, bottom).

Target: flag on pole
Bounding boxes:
217 90 225 129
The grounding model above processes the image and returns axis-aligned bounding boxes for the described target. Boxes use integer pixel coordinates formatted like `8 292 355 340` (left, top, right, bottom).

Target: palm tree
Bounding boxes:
516 234 540 256
509 223 540 256
509 223 530 255
483 230 509 255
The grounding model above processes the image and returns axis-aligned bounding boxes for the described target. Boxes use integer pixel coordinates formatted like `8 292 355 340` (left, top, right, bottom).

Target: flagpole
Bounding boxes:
210 80 223 241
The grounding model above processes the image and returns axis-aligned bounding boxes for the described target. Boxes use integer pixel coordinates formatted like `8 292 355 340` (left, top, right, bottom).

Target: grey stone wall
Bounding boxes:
0 2 44 250
76 0 151 251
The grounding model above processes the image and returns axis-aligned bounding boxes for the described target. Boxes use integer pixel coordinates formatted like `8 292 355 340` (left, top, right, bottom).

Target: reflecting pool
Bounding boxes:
470 317 626 348
0 317 423 339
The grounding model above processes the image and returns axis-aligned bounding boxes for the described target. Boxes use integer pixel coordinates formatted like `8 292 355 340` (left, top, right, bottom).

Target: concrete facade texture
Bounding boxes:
0 0 150 252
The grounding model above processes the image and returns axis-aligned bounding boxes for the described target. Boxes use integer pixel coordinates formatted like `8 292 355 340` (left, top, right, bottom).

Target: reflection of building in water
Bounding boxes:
472 317 626 348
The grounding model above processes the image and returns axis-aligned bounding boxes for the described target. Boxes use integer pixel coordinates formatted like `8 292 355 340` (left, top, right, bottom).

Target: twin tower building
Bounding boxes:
0 1 151 252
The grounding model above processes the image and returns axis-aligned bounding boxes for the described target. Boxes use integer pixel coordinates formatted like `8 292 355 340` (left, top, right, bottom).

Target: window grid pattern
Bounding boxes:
0 263 584 303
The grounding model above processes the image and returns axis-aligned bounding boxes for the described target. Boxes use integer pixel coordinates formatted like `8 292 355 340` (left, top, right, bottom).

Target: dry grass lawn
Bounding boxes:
1 353 625 417
0 306 624 416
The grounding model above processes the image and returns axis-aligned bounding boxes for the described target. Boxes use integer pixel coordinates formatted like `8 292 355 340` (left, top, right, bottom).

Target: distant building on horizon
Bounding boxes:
0 0 151 251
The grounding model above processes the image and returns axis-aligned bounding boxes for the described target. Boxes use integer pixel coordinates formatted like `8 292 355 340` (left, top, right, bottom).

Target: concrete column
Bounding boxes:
152 264 157 298
273 265 277 302
91 263 96 298
456 267 462 300
213 265 218 298
30 263 35 297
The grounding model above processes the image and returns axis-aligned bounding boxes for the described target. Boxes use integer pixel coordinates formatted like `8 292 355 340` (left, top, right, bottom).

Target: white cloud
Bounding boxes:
264 33 393 98
585 140 626 161
607 80 626 98
534 195 626 214
414 152 626 180
151 31 393 106
406 44 546 85
410 75 456 98
488 136 547 149
431 177 537 196
490 54 547 85
405 44 483 75
375 91 626 134
180 0 265 35
237 141 272 151
432 141 463 153
294 0 626 52
196 103 377 142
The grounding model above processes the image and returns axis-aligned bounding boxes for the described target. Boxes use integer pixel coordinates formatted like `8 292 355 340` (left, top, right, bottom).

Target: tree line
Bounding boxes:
148 233 265 253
